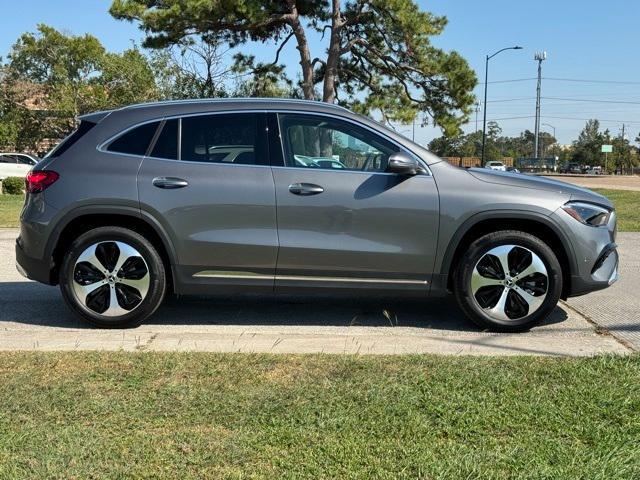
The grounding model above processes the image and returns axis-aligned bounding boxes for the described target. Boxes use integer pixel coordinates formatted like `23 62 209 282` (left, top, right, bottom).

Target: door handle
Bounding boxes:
152 177 189 189
288 183 324 196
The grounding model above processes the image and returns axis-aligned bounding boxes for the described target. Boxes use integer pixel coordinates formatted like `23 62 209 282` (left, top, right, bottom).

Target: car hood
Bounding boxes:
466 168 613 209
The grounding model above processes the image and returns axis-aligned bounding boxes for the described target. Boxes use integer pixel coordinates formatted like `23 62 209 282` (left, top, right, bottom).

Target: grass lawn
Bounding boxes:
593 189 640 232
0 352 638 479
0 195 23 228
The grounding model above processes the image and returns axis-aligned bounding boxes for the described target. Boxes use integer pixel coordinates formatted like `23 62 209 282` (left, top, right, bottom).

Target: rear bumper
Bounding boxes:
15 237 54 285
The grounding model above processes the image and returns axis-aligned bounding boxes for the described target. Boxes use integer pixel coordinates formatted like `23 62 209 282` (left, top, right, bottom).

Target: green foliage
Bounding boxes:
572 119 607 166
1 25 159 152
110 0 477 135
1 176 24 195
429 124 558 162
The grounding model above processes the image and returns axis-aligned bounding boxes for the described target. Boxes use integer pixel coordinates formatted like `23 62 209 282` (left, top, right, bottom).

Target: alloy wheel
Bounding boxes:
71 241 150 317
471 244 548 321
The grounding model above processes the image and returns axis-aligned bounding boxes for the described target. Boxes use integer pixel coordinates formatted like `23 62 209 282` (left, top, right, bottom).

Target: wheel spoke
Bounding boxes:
76 245 107 273
471 267 504 294
489 245 513 278
117 276 150 298
102 286 130 317
73 278 108 304
513 254 547 281
485 287 510 321
512 285 546 312
113 242 142 276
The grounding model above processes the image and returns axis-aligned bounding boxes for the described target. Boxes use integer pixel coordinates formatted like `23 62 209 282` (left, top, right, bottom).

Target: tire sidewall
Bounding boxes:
455 231 562 332
59 226 166 328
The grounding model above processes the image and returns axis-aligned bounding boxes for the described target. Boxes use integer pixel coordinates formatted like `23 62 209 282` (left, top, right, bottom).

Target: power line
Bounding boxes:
543 97 640 105
544 77 640 85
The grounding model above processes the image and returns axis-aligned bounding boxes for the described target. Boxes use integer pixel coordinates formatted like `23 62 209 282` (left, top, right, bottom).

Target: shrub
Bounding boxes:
1 176 25 195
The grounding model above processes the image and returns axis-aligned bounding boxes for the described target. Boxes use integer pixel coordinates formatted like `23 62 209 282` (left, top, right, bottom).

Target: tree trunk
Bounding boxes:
322 0 343 103
287 2 315 100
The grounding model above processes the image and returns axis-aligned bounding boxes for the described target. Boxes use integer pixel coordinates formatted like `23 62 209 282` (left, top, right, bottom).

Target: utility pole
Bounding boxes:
533 51 547 160
475 102 481 132
621 123 626 174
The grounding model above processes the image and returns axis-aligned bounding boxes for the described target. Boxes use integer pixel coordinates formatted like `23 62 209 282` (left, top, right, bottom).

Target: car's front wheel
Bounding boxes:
59 226 166 328
453 230 562 332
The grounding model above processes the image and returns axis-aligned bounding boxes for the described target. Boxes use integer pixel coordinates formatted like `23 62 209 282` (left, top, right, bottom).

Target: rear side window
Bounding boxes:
47 121 96 158
150 119 178 160
181 113 263 165
0 155 16 164
107 121 160 156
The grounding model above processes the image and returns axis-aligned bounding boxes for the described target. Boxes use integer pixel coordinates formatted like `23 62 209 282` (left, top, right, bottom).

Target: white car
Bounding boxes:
485 161 506 171
0 153 38 179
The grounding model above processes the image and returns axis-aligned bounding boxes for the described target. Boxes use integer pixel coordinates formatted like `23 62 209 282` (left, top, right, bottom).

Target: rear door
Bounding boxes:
137 112 278 293
271 112 440 295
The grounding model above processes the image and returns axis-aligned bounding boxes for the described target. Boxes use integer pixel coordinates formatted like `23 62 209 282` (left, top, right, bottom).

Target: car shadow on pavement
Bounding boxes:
0 281 568 332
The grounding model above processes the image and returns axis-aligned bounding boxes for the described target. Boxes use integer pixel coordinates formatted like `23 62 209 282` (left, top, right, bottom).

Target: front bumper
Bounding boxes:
569 241 619 297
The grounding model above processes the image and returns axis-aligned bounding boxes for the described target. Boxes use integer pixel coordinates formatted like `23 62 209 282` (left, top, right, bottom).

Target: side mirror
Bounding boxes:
386 152 422 175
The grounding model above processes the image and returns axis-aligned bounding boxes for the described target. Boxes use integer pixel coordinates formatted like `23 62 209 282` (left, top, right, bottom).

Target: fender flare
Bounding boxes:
438 209 578 277
45 204 179 271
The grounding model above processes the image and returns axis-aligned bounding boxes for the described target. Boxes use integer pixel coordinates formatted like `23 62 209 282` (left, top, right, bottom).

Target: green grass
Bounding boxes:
0 194 23 228
593 189 640 232
0 352 638 479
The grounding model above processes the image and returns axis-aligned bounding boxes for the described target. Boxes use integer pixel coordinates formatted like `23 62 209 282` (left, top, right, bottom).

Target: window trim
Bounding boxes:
276 112 400 173
96 109 431 175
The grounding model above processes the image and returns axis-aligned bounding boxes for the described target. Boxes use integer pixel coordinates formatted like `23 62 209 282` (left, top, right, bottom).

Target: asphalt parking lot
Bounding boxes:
0 228 634 356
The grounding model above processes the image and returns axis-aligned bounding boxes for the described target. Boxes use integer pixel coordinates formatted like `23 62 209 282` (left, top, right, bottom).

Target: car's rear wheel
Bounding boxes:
60 227 166 328
453 230 562 332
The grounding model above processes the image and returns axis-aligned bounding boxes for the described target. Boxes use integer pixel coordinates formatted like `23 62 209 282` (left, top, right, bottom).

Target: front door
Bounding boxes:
271 113 439 295
138 112 278 293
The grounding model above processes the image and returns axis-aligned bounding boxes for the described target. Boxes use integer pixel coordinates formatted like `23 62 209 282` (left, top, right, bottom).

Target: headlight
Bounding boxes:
561 202 611 227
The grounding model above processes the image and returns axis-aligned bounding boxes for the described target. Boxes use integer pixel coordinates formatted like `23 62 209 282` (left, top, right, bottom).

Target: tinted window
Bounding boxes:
0 155 16 164
47 121 96 158
16 155 36 165
108 121 160 156
278 114 396 172
181 114 259 165
150 119 178 160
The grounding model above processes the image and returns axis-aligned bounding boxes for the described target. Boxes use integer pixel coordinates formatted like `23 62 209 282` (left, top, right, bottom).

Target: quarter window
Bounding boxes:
278 114 397 172
180 113 260 165
150 119 178 160
107 121 160 156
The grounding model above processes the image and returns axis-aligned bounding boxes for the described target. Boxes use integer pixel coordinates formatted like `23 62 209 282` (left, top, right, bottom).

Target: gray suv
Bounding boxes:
16 99 619 331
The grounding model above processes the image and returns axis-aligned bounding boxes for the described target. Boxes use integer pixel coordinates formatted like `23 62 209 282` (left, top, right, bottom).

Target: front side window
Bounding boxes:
107 121 160 156
180 113 261 165
278 114 397 172
0 155 16 164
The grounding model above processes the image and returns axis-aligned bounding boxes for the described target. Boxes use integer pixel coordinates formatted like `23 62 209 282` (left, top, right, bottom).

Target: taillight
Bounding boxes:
26 171 59 193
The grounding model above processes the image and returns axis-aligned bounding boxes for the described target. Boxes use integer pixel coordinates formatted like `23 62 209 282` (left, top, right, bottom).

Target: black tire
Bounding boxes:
453 230 562 332
59 226 166 328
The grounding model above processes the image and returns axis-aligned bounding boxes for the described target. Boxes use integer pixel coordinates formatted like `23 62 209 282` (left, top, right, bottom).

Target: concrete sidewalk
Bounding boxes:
0 228 629 356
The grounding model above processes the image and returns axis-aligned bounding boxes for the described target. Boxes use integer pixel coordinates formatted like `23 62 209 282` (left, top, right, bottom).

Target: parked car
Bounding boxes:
506 166 520 173
586 166 602 175
0 153 38 179
559 162 581 174
16 99 619 332
485 161 506 171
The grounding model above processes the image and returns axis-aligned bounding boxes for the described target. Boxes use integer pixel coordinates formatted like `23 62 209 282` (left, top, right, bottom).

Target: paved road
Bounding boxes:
566 232 640 351
542 175 640 191
0 228 629 356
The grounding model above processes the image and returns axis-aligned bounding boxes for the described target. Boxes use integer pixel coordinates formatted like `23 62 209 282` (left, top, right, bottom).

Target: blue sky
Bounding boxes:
1 0 639 145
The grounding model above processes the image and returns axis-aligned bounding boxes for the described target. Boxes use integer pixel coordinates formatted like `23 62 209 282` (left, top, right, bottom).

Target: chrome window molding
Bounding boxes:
95 108 432 176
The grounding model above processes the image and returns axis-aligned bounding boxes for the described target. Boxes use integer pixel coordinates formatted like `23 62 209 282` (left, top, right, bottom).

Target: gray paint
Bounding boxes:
17 98 618 303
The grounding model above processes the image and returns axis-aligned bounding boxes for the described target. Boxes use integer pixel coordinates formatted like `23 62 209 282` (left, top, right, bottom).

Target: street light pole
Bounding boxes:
481 46 523 164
